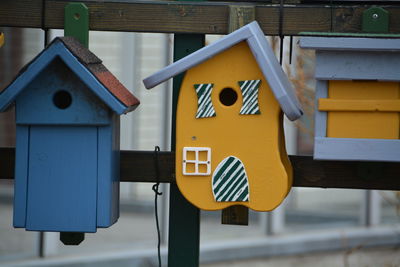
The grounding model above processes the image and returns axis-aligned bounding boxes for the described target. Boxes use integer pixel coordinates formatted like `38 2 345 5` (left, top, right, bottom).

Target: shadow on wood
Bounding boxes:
221 205 249 225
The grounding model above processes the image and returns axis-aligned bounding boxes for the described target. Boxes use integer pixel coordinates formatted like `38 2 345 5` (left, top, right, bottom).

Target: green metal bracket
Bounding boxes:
167 0 205 260
64 3 89 48
301 6 391 37
60 3 90 245
362 7 389 33
168 35 204 267
167 1 205 267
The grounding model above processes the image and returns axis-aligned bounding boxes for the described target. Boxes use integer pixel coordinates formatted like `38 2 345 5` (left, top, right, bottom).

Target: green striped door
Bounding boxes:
212 156 250 202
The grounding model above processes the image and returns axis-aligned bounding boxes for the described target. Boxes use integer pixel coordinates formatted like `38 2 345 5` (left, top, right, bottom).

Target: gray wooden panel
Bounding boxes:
314 137 400 162
300 37 400 51
315 51 400 81
314 80 327 138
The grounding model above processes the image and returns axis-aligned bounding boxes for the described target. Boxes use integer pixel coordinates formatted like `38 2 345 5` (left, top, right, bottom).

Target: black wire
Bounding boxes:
42 0 48 47
279 0 284 65
330 0 333 32
152 146 162 267
44 29 49 47
289 36 293 65
279 36 284 65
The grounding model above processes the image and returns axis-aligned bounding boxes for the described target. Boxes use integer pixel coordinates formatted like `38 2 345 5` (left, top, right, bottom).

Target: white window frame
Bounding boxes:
182 147 211 176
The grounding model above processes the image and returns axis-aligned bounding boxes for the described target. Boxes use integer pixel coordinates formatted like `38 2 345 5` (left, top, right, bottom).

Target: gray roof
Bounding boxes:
143 21 302 121
300 37 400 51
300 37 400 81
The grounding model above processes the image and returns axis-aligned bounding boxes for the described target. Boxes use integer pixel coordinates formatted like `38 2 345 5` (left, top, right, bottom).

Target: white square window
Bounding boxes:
182 147 211 176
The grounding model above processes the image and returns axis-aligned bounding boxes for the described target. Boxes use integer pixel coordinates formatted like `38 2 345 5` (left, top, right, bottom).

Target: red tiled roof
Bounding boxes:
95 71 139 108
58 37 140 109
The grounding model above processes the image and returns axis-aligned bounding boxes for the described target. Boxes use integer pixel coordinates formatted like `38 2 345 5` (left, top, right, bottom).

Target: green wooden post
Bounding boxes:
167 0 205 266
64 3 89 48
60 2 89 245
168 31 205 267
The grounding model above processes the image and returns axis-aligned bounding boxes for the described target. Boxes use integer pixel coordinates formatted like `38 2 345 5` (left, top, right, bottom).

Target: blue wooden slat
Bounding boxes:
97 114 120 227
97 124 112 227
26 126 98 232
13 126 29 228
16 56 112 126
110 115 120 224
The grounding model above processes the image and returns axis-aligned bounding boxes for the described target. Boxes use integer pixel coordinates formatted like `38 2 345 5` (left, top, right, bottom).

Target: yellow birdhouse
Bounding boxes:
144 22 303 211
0 32 4 48
300 37 400 162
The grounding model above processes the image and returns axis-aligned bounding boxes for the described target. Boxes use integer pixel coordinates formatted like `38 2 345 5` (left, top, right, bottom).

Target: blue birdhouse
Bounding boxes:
0 37 140 233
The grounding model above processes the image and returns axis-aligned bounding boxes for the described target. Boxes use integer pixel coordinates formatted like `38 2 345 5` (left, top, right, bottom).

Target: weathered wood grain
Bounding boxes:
0 0 42 28
120 149 175 183
256 6 331 35
45 0 229 34
292 156 400 190
1 1 400 35
1 147 399 190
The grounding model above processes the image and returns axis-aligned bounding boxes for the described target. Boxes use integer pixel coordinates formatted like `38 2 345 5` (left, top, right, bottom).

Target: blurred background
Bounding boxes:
0 28 399 267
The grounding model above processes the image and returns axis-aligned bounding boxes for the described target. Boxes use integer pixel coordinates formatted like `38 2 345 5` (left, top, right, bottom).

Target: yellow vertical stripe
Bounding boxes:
0 33 4 48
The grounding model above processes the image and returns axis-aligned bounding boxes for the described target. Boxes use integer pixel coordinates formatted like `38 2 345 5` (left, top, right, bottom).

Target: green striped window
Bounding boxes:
194 83 216 119
239 80 261 115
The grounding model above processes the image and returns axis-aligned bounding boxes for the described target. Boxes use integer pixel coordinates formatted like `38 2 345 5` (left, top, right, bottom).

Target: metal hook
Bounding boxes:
152 146 162 195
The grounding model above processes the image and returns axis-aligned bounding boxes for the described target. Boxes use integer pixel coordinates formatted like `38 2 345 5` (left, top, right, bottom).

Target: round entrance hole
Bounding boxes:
219 87 238 106
53 90 72 109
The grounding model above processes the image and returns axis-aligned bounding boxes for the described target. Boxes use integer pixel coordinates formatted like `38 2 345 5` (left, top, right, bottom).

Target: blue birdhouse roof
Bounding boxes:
0 37 139 114
143 21 302 121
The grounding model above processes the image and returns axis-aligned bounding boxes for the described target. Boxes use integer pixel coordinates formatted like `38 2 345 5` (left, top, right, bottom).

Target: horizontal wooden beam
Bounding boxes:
1 147 399 190
1 1 400 35
0 0 43 29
